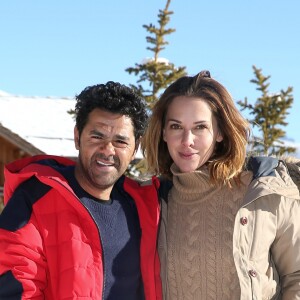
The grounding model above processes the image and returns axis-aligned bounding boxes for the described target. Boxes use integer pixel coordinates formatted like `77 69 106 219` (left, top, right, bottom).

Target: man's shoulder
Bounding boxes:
0 177 51 231
122 175 159 188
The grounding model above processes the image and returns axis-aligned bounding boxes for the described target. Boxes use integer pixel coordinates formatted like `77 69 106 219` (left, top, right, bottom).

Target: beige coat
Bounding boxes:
159 158 300 299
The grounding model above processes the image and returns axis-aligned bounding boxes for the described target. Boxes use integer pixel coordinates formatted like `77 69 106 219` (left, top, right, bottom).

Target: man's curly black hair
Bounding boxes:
74 81 148 141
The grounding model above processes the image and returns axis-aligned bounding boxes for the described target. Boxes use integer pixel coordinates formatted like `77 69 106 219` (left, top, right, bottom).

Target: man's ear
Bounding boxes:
131 148 137 161
131 138 140 161
74 126 80 150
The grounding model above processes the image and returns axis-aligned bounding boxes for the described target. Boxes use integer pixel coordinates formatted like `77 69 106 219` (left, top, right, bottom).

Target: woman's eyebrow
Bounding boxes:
166 118 181 123
166 119 209 124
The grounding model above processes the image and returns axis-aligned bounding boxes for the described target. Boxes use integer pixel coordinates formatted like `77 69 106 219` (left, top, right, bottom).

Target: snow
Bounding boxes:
0 91 78 157
0 90 143 159
141 57 170 65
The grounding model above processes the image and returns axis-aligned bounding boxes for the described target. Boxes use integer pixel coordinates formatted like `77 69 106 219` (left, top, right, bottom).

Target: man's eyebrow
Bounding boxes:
114 134 130 141
90 129 105 137
90 129 130 141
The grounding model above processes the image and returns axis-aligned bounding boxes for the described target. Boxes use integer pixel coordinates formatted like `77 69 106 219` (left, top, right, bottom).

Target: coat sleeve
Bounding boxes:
0 179 49 299
272 196 300 299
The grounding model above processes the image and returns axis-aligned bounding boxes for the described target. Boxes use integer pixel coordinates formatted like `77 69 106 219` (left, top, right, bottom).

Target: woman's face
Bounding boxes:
163 96 223 173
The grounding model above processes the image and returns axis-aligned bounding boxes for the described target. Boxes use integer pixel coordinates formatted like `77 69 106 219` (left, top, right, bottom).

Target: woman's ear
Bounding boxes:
216 131 223 143
163 129 167 142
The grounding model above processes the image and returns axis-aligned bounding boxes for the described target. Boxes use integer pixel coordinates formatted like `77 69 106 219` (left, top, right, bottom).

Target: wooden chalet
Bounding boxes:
0 124 44 210
0 90 78 211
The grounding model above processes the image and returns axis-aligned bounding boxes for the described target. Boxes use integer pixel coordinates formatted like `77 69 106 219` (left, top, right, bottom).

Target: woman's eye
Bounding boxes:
195 124 207 130
170 123 181 129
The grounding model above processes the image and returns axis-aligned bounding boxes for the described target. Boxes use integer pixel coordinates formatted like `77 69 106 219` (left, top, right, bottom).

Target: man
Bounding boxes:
0 81 162 299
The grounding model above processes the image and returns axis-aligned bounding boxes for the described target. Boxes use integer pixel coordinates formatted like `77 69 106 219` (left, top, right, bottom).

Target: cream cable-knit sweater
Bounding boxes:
163 164 251 300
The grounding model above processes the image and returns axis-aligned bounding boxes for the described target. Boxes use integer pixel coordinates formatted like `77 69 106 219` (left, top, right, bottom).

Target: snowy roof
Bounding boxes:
0 90 78 157
0 90 144 159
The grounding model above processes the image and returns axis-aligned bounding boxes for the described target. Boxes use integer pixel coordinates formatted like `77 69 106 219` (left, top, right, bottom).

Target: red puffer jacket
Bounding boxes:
0 155 162 300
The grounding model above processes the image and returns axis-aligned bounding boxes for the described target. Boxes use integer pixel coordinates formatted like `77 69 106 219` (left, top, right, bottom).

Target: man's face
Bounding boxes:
74 108 136 199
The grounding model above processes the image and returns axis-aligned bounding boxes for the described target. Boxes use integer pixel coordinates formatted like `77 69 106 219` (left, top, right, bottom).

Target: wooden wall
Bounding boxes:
0 136 30 211
0 135 76 213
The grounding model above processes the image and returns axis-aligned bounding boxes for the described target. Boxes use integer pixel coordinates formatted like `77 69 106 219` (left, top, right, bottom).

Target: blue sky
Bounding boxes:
1 0 300 147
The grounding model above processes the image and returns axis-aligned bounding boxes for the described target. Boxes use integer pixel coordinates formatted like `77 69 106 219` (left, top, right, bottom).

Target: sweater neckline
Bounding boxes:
170 164 219 204
169 163 253 205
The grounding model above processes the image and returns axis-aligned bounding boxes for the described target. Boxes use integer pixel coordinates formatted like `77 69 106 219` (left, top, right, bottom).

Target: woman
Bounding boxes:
141 70 300 299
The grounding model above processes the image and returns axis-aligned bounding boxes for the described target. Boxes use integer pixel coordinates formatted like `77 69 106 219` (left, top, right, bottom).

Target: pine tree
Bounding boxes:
125 0 186 108
237 65 295 156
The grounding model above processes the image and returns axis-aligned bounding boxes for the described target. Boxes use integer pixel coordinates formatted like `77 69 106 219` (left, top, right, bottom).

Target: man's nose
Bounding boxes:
99 140 116 155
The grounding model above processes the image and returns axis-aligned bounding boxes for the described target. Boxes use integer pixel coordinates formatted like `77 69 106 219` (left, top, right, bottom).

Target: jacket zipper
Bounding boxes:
50 177 106 300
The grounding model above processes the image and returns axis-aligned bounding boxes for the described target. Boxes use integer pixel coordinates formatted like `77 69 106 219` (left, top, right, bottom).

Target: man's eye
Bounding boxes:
116 140 127 144
113 140 128 148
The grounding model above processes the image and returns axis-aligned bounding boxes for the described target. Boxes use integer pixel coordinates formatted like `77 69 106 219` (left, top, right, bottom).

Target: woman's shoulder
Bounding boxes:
246 156 300 186
243 156 300 204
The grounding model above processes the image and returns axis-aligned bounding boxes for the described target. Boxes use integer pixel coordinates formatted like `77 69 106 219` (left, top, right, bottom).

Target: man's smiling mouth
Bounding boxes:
96 160 114 167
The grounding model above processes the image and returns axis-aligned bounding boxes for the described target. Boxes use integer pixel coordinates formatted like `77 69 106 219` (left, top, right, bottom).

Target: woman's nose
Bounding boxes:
181 130 195 147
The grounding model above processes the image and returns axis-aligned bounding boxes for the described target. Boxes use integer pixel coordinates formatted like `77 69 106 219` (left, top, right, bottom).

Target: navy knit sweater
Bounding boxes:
62 166 144 300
